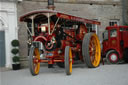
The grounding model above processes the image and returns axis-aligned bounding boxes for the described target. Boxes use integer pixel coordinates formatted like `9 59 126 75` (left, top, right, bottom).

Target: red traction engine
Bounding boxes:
20 10 101 75
102 25 128 64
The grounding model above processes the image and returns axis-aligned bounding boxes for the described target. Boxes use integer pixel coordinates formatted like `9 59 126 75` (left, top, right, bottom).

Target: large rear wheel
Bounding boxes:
29 46 40 76
82 33 101 68
65 46 72 75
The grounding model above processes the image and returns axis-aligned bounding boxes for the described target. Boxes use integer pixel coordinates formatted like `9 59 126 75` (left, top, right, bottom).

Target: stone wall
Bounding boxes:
24 0 120 3
18 0 123 39
122 0 128 25
17 0 123 67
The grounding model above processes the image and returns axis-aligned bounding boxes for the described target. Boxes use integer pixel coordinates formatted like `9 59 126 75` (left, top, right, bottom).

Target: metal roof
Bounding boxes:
20 9 101 25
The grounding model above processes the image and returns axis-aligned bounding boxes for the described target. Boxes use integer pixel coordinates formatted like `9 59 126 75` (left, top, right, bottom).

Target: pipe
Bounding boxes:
47 0 55 10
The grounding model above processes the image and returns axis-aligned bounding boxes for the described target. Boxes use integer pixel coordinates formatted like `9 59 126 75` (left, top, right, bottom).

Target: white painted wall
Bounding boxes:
0 1 18 68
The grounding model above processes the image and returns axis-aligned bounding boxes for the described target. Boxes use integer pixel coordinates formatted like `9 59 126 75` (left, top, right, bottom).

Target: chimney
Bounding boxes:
47 0 55 10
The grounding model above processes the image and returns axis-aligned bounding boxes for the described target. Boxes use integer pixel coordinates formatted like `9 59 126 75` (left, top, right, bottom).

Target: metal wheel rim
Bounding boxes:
33 48 40 74
69 47 72 74
89 34 101 67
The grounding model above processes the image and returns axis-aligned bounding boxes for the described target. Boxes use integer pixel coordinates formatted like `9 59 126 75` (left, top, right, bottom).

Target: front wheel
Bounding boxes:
82 33 101 68
106 50 119 64
29 46 40 76
65 46 72 75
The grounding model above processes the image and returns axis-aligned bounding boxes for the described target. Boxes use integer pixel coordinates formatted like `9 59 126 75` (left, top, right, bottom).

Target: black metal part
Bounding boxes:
48 64 54 68
120 40 124 47
48 0 54 5
32 42 40 48
44 41 56 52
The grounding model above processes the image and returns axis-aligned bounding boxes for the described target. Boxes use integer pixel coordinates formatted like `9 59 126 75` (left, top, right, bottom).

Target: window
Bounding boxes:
86 23 96 32
110 29 117 37
109 20 119 26
86 19 98 32
120 28 128 31
103 30 108 40
120 28 125 31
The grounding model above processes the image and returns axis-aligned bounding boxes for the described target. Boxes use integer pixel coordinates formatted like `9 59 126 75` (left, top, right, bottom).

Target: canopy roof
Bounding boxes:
20 9 100 25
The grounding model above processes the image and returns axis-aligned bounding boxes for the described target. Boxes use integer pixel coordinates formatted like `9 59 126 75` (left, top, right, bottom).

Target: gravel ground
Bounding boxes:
0 63 128 85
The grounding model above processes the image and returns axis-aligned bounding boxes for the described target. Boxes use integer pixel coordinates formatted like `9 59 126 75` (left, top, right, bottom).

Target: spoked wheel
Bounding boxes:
82 33 101 68
29 46 40 76
106 50 119 64
65 46 72 75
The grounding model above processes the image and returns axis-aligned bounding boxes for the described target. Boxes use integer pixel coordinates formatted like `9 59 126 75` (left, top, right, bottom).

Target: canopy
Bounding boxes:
20 9 100 25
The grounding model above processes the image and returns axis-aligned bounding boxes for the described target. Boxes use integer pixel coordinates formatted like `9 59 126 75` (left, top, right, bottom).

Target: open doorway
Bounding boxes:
0 31 6 67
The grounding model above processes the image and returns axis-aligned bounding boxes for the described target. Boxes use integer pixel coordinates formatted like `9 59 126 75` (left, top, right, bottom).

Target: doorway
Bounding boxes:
0 31 6 67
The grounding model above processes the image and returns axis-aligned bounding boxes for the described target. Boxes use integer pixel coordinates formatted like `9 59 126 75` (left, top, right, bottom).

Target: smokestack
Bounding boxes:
47 0 55 10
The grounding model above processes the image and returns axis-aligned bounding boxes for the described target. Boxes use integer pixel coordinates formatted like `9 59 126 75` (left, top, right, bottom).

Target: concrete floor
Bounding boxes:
0 63 128 85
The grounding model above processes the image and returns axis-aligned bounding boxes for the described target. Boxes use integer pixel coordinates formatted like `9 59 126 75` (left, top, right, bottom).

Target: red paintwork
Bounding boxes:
20 9 100 65
122 31 128 48
20 9 100 25
56 13 100 25
102 25 128 59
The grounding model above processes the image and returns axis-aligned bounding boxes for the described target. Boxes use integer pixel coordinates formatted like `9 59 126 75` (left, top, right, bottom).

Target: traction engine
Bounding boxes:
20 10 101 75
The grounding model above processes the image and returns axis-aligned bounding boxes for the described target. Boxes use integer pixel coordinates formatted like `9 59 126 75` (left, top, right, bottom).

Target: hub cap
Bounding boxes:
109 53 118 62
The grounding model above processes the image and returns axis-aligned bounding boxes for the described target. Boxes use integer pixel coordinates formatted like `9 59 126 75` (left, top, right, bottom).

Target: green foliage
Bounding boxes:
125 24 128 26
11 48 19 55
13 56 20 63
11 40 19 47
124 23 128 26
11 39 20 64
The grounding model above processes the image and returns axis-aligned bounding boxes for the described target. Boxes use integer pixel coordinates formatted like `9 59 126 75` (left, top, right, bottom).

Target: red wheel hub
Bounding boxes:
109 53 118 63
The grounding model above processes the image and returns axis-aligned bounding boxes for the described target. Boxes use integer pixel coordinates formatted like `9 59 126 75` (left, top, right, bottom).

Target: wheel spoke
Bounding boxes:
89 50 93 56
89 45 92 48
34 64 37 72
90 37 99 66
90 41 93 47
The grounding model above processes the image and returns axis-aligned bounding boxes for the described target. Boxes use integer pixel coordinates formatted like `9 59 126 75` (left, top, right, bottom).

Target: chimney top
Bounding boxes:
47 0 55 10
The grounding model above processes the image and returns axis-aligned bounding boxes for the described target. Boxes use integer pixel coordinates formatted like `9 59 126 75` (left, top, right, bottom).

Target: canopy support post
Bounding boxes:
48 13 51 35
31 16 34 36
